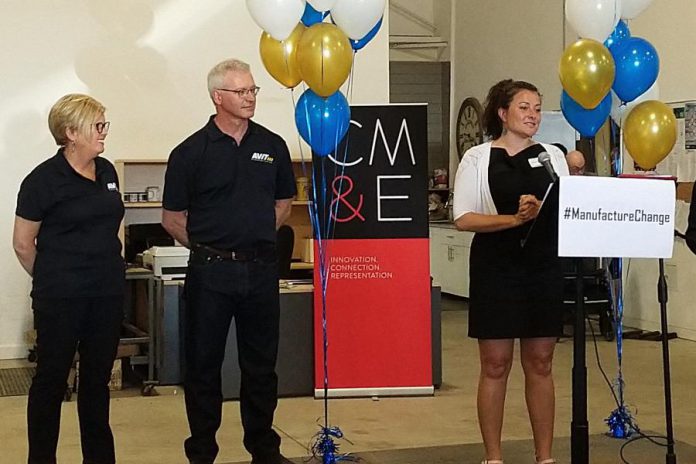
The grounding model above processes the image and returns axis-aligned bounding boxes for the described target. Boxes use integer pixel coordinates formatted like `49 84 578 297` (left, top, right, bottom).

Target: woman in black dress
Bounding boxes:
13 94 125 464
452 80 569 464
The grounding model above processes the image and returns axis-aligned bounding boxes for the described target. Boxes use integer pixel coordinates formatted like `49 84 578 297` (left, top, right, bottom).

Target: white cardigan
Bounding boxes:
452 142 570 220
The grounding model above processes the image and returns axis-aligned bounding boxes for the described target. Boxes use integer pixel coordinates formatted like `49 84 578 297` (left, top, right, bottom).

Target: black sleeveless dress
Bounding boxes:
468 144 564 339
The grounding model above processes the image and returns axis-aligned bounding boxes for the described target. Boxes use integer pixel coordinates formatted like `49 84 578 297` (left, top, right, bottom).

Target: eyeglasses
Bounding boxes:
217 86 261 98
93 121 111 134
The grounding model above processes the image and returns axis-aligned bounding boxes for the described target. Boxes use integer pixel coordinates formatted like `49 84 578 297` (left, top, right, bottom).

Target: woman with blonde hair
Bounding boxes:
13 94 124 464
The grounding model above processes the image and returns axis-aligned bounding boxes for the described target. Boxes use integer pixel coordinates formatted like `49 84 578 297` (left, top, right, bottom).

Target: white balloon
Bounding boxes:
565 0 622 42
246 0 306 41
621 0 653 19
610 81 660 125
308 0 335 11
330 0 386 40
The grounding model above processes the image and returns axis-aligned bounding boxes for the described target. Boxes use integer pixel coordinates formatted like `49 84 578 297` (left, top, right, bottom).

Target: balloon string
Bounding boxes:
291 88 310 171
325 51 354 243
613 127 625 408
606 121 628 431
282 37 291 86
616 258 625 407
321 37 326 96
349 51 356 102
287 39 355 449
290 87 329 424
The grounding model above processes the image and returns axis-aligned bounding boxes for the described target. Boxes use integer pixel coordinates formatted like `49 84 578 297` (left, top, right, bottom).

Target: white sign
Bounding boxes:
558 176 675 258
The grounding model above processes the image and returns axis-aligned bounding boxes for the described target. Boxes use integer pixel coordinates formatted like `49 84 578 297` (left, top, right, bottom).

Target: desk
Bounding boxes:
154 279 185 385
154 281 315 388
290 261 313 270
222 284 314 399
123 268 156 391
154 281 442 392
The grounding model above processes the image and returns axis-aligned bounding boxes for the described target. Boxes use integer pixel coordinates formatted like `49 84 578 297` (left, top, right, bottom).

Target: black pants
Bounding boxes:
183 258 281 464
28 296 123 464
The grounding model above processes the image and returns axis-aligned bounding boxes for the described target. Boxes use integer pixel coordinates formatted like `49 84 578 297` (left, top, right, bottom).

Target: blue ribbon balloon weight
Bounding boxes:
252 0 387 460
292 85 358 464
601 141 639 440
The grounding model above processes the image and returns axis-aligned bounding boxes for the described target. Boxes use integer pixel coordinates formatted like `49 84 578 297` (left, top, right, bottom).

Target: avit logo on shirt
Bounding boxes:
106 182 118 191
250 152 274 163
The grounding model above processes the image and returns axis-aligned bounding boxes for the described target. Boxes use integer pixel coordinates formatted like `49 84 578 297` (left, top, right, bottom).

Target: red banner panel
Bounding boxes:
313 238 431 390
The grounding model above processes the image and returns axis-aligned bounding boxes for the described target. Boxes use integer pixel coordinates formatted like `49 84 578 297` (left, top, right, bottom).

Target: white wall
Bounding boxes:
451 1 565 115
449 1 565 178
626 0 696 103
0 0 390 359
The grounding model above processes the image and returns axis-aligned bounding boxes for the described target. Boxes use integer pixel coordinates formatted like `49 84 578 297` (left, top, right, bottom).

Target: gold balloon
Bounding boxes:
297 23 353 97
623 100 677 170
559 39 615 109
259 23 305 89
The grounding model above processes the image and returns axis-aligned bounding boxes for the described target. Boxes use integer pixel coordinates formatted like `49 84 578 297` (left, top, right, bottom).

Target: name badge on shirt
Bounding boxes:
107 182 118 191
528 157 542 168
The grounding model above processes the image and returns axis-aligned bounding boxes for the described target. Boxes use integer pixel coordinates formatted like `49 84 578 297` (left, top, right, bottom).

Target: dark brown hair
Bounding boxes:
482 79 540 140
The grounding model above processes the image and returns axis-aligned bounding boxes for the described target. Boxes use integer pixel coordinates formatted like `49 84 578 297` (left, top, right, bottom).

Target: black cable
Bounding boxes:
620 434 669 464
586 317 671 464
586 316 620 406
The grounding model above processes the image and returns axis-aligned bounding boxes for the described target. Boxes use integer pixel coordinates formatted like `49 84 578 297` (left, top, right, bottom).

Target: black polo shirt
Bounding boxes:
163 116 296 250
15 150 125 299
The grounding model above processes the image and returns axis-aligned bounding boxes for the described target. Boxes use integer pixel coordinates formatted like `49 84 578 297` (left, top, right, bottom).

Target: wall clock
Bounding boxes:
456 97 484 160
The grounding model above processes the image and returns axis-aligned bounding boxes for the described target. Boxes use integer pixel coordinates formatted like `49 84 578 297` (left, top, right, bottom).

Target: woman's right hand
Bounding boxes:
514 194 541 224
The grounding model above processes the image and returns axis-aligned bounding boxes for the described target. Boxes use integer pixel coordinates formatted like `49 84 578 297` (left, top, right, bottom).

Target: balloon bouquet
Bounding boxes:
246 1 385 462
562 0 677 439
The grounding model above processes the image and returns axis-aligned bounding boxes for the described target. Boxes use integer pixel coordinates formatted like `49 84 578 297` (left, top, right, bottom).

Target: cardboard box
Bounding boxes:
301 238 314 263
74 358 123 391
108 359 122 391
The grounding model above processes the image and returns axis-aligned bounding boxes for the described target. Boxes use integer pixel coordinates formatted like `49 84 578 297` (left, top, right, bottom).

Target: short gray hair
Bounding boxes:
207 59 251 97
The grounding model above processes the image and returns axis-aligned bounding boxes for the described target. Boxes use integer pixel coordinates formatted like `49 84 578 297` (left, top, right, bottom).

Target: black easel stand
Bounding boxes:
571 257 588 464
657 258 677 464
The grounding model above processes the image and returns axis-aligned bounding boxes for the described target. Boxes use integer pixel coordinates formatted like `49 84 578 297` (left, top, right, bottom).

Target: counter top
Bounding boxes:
159 278 313 294
429 221 458 230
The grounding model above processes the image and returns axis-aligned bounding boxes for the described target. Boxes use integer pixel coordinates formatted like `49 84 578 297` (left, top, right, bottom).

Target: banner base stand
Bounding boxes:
314 386 434 399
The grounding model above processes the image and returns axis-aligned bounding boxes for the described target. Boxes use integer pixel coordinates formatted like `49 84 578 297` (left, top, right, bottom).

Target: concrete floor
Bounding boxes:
1 297 695 463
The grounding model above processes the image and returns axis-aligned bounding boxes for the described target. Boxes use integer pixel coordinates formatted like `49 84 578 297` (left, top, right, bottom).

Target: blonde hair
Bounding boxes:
48 94 106 146
207 59 251 98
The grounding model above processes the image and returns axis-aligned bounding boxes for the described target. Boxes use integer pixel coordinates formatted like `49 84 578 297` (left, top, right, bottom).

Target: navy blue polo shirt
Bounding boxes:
15 150 125 299
163 116 296 250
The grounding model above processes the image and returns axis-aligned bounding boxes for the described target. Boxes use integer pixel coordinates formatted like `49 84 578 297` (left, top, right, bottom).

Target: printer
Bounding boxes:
142 246 190 279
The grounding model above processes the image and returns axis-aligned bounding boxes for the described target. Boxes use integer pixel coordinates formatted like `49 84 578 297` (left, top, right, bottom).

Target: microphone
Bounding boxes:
538 152 558 183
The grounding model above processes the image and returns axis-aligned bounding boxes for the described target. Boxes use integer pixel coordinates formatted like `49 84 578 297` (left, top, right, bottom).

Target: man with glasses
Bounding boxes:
162 58 296 464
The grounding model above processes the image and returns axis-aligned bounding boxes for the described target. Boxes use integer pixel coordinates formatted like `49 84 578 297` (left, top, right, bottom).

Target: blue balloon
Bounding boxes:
561 91 611 138
350 17 383 51
301 2 329 27
295 89 351 157
611 37 660 103
604 20 631 50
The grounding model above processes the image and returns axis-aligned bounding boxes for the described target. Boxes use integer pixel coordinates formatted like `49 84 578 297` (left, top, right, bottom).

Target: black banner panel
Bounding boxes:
312 104 429 239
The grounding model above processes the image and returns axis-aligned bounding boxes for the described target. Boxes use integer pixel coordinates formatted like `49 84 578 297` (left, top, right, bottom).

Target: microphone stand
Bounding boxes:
657 258 677 464
571 257 588 464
